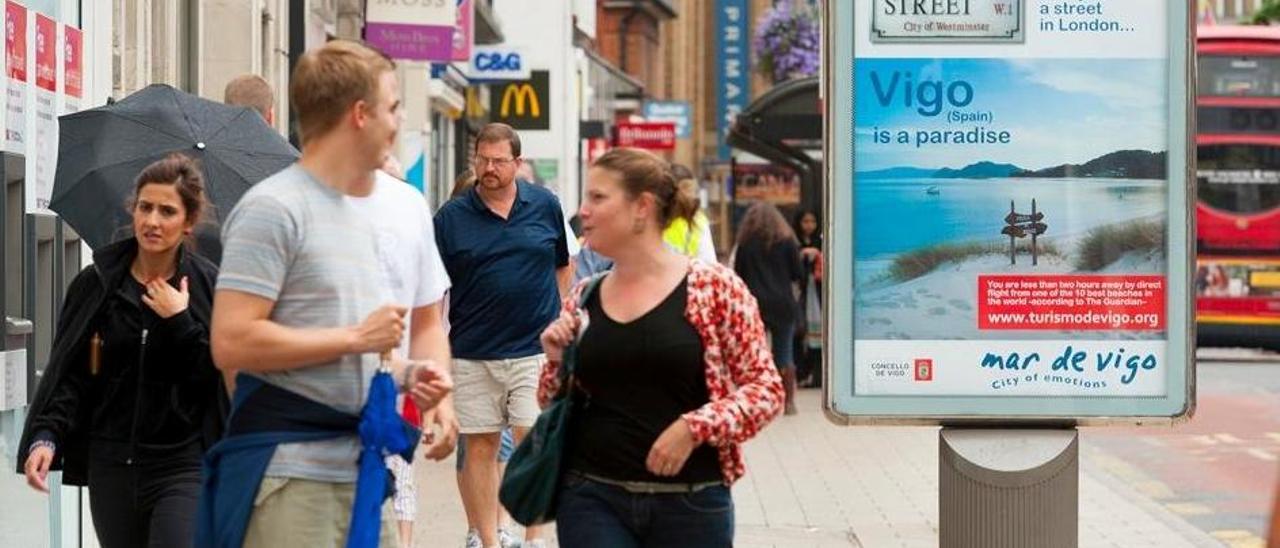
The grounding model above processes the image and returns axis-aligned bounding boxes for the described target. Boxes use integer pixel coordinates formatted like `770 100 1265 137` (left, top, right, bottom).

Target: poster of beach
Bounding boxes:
852 57 1172 397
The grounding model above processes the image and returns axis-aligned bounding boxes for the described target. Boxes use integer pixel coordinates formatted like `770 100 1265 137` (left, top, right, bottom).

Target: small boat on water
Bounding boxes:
925 186 940 195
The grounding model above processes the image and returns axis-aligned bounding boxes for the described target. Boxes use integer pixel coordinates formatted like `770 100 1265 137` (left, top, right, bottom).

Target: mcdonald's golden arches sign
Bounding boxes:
491 70 549 130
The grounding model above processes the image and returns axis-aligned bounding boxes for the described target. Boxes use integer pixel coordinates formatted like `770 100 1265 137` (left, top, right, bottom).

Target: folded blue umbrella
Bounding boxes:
196 370 418 548
348 369 418 548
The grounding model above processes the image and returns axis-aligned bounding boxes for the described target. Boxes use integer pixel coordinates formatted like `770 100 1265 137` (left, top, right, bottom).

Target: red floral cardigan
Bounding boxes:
537 260 784 485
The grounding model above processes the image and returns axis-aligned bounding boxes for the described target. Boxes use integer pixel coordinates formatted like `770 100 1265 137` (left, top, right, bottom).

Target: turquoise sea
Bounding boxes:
854 177 1166 259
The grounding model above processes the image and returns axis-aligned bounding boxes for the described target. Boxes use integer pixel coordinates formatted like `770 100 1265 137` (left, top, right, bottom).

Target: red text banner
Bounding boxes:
978 275 1166 330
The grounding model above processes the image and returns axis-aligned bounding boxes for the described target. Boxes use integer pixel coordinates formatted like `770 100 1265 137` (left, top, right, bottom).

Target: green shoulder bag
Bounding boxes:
499 274 604 526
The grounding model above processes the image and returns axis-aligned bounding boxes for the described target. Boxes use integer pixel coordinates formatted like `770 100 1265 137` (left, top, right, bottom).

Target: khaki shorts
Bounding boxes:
243 476 399 548
453 354 543 434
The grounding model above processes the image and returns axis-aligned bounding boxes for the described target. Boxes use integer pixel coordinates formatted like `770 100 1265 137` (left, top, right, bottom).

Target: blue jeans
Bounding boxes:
768 322 796 369
555 473 734 548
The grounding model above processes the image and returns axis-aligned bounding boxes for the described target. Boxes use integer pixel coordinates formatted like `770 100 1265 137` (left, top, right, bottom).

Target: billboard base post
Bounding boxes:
940 428 1078 548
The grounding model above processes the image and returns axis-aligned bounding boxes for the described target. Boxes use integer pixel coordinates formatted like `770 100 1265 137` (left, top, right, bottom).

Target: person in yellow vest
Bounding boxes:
663 164 717 263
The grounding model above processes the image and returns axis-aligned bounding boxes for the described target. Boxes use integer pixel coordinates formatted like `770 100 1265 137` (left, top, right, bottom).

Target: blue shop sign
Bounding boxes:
643 101 691 139
465 45 531 82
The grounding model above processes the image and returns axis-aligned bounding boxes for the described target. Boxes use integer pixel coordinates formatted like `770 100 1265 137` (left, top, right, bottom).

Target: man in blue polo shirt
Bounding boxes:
434 122 570 548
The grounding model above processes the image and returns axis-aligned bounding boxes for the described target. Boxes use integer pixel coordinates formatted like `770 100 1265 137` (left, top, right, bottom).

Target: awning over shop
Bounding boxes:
582 47 644 122
728 76 822 212
474 0 505 44
601 0 677 19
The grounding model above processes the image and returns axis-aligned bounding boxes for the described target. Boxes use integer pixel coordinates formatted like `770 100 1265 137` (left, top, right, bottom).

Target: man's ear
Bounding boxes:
351 100 369 130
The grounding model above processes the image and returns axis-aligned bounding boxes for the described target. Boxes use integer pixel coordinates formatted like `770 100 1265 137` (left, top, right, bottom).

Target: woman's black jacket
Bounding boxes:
13 238 227 485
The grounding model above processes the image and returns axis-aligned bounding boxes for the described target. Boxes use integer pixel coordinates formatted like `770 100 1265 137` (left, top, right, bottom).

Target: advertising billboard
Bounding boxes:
825 0 1194 423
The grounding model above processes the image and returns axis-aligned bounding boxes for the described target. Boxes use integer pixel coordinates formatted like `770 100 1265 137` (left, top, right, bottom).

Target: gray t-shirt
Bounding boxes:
218 164 387 482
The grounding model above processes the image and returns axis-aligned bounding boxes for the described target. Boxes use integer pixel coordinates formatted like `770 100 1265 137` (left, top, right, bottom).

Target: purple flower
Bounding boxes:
753 0 820 83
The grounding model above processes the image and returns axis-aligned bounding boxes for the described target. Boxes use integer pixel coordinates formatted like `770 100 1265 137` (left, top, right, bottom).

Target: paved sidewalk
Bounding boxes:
411 390 1227 547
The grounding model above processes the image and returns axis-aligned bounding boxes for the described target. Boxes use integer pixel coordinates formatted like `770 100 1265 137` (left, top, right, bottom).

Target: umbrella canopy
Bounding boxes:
50 83 298 252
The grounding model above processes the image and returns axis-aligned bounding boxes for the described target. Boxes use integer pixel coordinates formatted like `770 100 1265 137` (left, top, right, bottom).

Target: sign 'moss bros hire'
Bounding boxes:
490 69 550 130
872 0 1025 42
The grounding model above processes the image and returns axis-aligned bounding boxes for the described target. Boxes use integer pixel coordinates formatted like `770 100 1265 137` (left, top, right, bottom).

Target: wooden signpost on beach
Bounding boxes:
1001 199 1046 266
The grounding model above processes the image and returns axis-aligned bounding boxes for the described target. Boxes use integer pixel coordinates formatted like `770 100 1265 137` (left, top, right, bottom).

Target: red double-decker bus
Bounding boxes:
1196 25 1280 349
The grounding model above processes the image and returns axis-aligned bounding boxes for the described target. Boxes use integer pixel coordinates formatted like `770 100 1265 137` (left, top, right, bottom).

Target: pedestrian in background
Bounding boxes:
204 40 451 547
19 153 226 548
435 122 571 548
793 209 823 388
452 168 477 199
734 201 804 415
518 160 583 265
539 147 784 547
663 163 717 263
447 166 528 548
224 74 277 127
180 73 283 267
348 155 456 548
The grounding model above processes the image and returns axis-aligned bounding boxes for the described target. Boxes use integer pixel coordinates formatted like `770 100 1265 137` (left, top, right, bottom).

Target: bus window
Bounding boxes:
1199 55 1280 97
1197 144 1280 213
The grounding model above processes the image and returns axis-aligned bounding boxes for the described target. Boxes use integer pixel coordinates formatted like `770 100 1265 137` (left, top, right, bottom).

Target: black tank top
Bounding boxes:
568 277 721 483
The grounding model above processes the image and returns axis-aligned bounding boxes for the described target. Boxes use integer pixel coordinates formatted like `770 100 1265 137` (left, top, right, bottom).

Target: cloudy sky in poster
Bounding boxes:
854 58 1167 172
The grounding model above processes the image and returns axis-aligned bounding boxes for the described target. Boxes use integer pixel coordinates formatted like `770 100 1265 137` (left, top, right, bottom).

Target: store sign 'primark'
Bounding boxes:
872 0 1024 42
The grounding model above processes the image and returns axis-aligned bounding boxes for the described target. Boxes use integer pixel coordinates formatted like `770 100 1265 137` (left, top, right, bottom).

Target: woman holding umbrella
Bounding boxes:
17 153 226 548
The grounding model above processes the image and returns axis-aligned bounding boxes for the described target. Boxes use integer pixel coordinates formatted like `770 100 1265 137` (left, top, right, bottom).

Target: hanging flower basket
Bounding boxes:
753 1 821 84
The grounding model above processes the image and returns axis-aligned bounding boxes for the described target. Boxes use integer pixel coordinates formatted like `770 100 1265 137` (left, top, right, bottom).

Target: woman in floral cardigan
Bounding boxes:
539 148 784 547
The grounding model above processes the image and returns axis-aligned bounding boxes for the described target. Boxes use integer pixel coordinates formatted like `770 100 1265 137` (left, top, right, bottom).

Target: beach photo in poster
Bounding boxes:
854 58 1168 343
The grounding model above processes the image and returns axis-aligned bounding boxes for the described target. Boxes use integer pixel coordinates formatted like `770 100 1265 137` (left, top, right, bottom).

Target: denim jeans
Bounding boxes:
766 322 796 368
555 472 734 548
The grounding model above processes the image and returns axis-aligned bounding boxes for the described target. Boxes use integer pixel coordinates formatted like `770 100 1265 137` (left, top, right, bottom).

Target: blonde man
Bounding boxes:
223 74 276 126
199 74 283 266
202 40 452 548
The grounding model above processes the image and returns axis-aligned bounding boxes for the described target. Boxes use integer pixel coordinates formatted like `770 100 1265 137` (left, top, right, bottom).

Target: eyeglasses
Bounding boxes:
473 156 516 169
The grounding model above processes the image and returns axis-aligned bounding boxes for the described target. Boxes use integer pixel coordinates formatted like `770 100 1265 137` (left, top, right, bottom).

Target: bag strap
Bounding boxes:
560 273 607 380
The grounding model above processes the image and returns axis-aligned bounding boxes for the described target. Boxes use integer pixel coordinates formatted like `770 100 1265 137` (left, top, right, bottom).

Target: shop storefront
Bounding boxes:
1 1 111 545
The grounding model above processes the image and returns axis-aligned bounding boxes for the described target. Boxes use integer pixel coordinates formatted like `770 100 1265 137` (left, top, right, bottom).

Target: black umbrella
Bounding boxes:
50 83 298 254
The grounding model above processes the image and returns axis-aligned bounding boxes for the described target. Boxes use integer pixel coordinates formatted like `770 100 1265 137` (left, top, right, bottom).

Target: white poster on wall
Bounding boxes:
61 23 78 114
28 12 56 214
1 349 26 411
5 1 27 155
